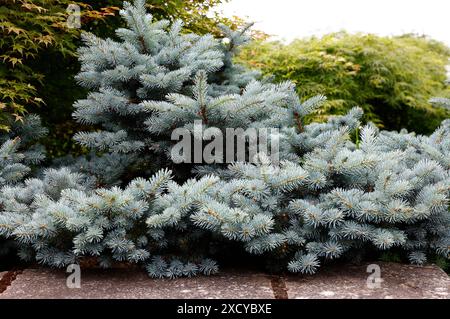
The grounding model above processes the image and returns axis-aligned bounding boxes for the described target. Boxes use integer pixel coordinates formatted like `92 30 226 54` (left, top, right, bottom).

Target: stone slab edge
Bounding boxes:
283 262 450 299
0 268 276 299
0 270 23 294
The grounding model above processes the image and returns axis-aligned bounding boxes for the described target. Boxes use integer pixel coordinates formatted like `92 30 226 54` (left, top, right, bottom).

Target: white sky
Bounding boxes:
215 0 450 45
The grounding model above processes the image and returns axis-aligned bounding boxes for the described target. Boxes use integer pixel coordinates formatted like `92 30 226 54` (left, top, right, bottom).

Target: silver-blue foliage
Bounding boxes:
0 0 448 277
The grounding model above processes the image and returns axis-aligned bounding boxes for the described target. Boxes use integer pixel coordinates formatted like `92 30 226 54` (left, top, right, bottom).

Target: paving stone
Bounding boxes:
0 268 275 299
0 262 448 299
284 262 450 299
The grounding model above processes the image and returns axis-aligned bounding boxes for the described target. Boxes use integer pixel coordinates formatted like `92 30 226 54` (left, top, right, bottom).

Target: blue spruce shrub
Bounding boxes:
70 0 293 186
0 115 47 266
0 0 448 277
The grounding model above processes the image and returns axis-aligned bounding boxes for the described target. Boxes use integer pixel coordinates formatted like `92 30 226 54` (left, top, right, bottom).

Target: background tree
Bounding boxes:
237 32 450 134
0 0 118 130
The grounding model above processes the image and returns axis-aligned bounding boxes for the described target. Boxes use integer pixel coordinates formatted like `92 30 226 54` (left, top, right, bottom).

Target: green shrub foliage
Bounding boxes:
0 0 118 131
0 0 448 277
237 33 450 134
